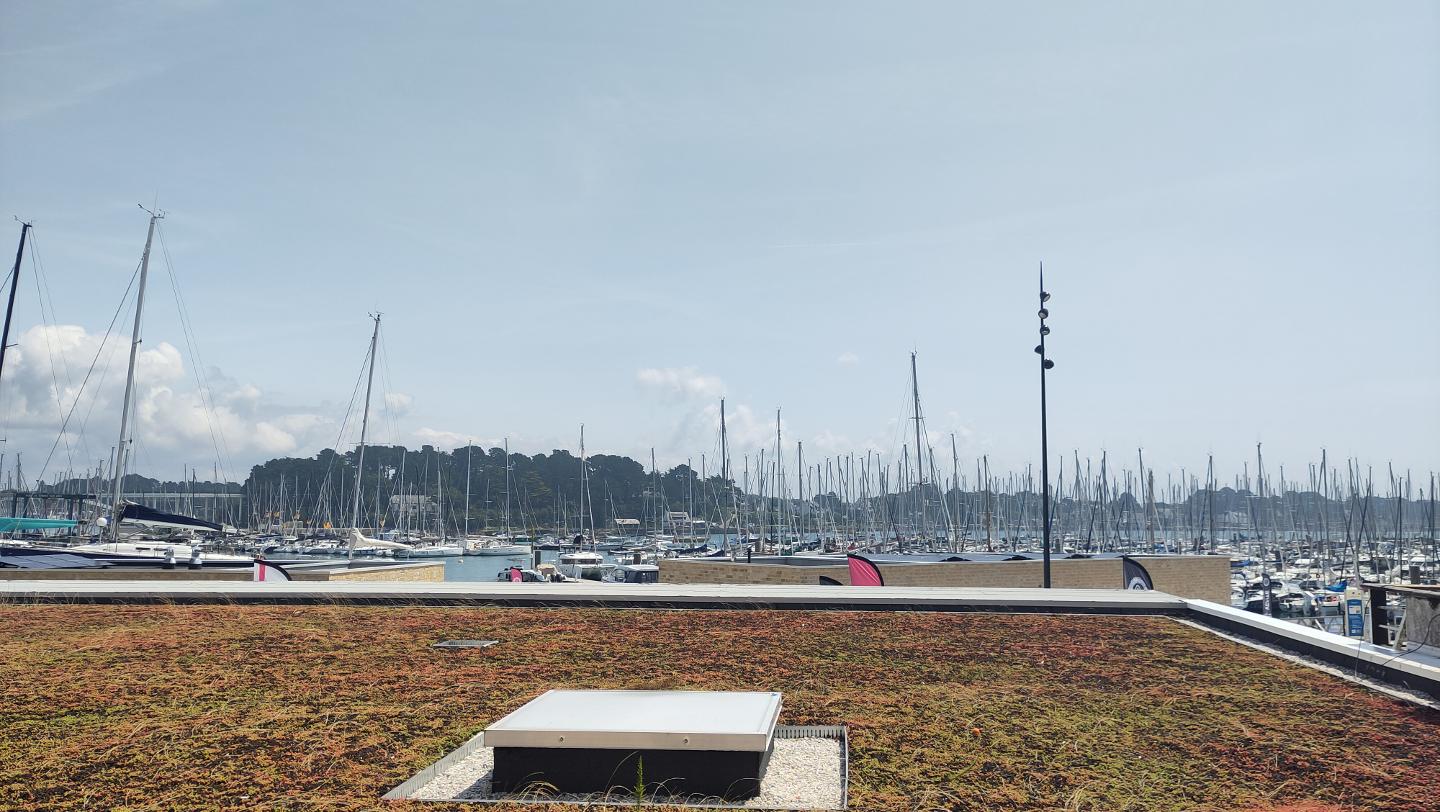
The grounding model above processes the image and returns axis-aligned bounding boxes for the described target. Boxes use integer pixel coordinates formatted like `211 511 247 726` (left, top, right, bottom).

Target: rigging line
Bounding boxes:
375 326 403 450
338 329 400 526
376 326 398 443
374 332 393 444
0 265 14 440
30 230 98 473
879 370 912 495
157 225 229 476
26 230 79 391
69 324 125 478
35 261 142 483
0 230 25 443
25 233 79 478
156 224 236 483
313 336 374 511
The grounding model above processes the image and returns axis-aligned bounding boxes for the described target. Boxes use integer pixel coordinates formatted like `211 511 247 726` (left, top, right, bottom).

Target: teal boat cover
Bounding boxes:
0 517 81 532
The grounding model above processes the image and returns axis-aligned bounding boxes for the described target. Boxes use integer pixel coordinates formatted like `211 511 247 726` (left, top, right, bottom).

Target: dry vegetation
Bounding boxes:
1 603 1437 811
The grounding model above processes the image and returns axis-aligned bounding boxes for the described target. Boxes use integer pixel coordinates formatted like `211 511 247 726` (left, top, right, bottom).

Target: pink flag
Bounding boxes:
509 567 523 583
846 554 884 587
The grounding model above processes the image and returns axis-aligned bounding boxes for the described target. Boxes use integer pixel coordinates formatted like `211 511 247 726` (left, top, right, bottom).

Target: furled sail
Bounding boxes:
117 503 222 532
346 527 413 551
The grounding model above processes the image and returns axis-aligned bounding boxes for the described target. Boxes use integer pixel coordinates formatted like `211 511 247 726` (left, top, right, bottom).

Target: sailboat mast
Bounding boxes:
774 409 782 540
374 455 383 532
721 398 733 549
951 433 960 552
349 314 380 533
464 442 472 537
796 441 804 542
579 424 591 543
0 221 32 386
1257 442 1270 615
911 352 925 544
110 211 161 540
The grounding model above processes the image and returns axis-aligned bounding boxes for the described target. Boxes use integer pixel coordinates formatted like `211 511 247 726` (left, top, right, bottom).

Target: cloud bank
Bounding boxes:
1 324 339 481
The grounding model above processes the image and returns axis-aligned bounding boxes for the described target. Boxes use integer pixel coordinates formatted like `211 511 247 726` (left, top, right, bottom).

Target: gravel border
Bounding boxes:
405 736 845 809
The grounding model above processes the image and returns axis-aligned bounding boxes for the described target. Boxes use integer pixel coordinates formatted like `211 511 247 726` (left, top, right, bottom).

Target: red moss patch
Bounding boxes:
0 605 1436 811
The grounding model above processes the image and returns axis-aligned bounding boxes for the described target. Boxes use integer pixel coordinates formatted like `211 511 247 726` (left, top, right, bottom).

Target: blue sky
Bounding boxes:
1 1 1436 488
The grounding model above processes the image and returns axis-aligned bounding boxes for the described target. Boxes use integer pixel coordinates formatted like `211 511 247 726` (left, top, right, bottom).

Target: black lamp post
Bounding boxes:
1035 264 1055 588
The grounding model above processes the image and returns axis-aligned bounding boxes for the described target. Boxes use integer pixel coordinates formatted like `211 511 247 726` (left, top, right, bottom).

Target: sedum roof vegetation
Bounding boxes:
1 604 1437 812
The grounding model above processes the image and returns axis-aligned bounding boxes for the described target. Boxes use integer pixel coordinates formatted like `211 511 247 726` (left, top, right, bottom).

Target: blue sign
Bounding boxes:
1346 598 1364 637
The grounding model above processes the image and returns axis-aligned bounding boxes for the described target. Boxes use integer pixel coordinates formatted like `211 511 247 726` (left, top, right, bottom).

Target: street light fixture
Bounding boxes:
1036 263 1055 588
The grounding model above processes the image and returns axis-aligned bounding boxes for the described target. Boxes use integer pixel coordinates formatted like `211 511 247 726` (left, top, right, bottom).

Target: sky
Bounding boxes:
0 0 1436 490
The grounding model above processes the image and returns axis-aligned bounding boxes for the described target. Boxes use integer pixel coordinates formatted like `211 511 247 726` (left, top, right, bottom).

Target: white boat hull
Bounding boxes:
469 545 527 556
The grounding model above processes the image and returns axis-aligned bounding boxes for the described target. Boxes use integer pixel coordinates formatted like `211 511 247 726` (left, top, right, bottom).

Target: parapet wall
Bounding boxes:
659 554 1230 603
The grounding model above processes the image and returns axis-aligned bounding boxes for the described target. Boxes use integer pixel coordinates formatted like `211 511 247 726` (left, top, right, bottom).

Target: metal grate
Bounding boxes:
774 724 846 738
432 640 499 649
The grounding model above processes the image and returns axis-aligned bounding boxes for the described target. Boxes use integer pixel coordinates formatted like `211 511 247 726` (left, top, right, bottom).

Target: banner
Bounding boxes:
253 559 292 582
847 553 885 586
1121 556 1153 590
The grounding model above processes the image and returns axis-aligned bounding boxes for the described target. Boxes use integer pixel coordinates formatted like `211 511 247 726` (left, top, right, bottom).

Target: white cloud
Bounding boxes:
836 351 861 366
683 401 780 458
412 427 468 450
636 366 726 399
270 413 330 435
384 392 414 416
0 323 340 481
808 429 856 455
251 422 300 454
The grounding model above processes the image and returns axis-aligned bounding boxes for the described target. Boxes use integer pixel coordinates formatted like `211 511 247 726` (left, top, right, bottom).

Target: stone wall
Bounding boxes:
659 554 1229 602
325 562 445 582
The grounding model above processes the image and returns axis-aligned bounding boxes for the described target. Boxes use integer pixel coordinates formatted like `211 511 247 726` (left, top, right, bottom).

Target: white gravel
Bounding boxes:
409 737 844 809
408 744 494 801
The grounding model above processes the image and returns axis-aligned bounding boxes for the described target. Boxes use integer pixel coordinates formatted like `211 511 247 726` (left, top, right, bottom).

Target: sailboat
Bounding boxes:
401 448 462 556
0 223 83 545
456 445 524 555
335 314 423 560
42 211 245 563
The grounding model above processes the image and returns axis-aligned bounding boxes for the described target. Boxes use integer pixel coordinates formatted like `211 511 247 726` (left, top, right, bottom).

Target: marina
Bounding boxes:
2 2 1437 810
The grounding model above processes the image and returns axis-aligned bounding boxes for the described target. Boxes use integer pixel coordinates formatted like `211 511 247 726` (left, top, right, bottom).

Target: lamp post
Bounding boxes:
1035 264 1055 588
